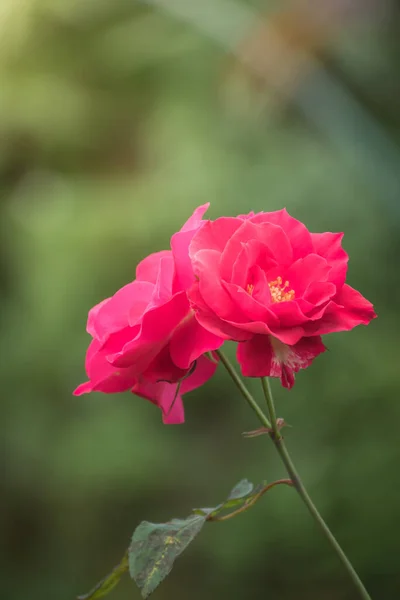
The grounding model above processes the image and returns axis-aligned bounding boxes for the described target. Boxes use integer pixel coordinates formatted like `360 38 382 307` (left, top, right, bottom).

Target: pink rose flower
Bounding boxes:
74 205 223 423
189 209 376 388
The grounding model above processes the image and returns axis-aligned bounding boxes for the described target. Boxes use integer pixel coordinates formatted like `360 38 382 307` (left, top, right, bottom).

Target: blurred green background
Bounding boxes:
1 1 399 599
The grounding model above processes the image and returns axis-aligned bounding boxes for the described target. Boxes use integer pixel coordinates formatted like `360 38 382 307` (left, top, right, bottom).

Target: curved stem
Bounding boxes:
260 377 372 600
207 479 293 522
216 349 372 600
261 377 281 439
216 349 271 430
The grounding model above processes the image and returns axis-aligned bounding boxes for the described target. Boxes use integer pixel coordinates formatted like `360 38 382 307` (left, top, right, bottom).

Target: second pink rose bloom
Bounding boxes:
74 204 223 423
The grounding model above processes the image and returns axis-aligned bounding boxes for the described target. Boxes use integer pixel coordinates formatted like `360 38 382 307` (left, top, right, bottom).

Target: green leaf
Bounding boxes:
193 478 260 517
129 514 206 598
129 478 269 598
77 551 128 600
227 478 254 500
224 478 254 506
192 504 223 517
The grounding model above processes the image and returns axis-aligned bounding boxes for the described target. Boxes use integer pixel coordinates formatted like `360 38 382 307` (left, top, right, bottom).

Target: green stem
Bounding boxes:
216 349 372 600
260 377 372 600
260 377 281 439
216 349 271 430
207 479 293 523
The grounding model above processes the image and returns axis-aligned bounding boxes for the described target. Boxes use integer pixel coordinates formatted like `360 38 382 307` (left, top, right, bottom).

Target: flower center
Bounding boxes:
246 283 254 295
268 276 295 303
246 276 295 303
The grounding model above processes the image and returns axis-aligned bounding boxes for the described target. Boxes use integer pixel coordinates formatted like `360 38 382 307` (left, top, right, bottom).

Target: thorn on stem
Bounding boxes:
242 418 288 437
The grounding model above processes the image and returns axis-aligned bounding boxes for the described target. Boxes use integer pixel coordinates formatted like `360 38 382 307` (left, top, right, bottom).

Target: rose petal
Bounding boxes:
305 284 376 335
271 300 308 329
223 281 277 323
250 266 273 304
109 291 190 371
190 282 252 341
190 217 243 258
220 220 293 278
249 209 313 259
133 380 185 424
170 204 210 291
73 339 137 395
230 240 277 289
142 344 188 383
180 354 218 394
285 254 331 296
87 280 154 343
179 203 210 232
171 229 196 291
194 310 253 341
151 254 175 304
87 298 110 338
132 352 217 425
237 334 326 388
136 250 173 284
169 314 223 370
303 281 336 306
311 232 348 287
195 249 243 321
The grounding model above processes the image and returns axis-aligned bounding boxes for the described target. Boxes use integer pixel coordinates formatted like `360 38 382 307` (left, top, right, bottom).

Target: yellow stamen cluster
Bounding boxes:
246 283 254 295
268 276 295 303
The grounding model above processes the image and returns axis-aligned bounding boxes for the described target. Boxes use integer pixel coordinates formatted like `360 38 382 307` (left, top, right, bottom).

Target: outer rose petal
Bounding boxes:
87 280 154 343
151 254 175 304
73 339 137 395
304 284 377 336
87 298 110 338
195 250 243 320
136 250 172 284
286 255 331 296
271 300 308 331
180 354 218 394
169 313 223 370
143 344 187 383
133 354 218 424
190 281 252 341
171 229 197 291
190 217 243 256
335 284 376 325
302 281 336 307
133 380 185 424
311 232 348 287
237 211 255 219
171 203 210 291
180 203 210 232
109 291 190 372
237 335 326 388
